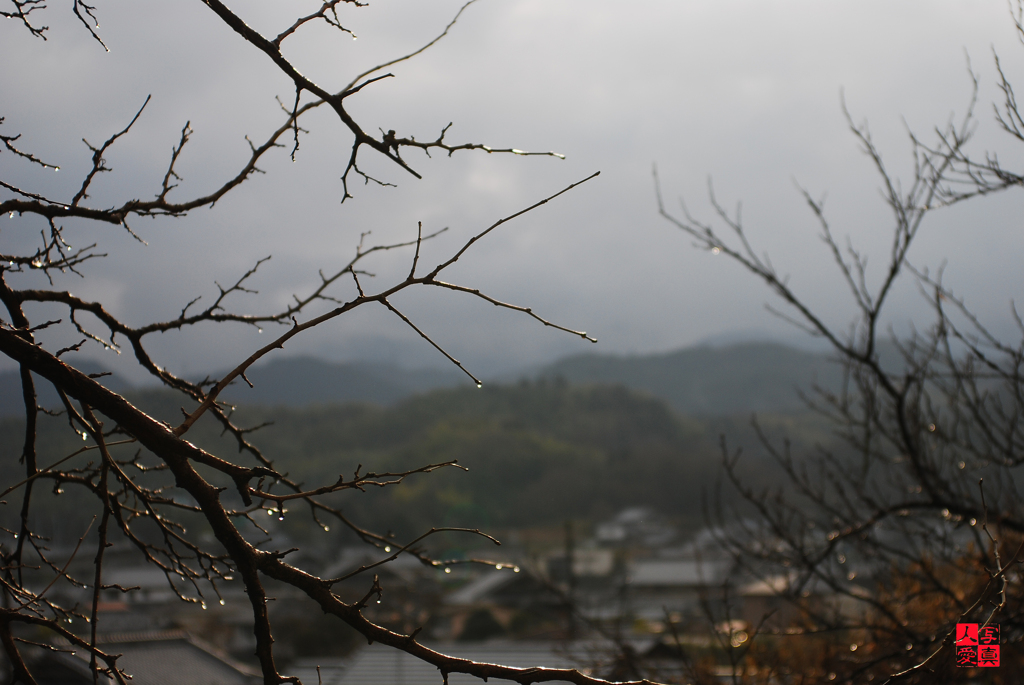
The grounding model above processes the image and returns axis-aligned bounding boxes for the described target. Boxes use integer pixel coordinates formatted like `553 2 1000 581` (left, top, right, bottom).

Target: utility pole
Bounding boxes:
564 519 577 640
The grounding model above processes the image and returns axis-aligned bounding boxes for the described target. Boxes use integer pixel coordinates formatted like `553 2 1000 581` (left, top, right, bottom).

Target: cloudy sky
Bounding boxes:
2 0 1022 383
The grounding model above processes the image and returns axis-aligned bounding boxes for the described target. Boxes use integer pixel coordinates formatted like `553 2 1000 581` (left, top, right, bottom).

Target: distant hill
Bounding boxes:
535 342 844 416
2 342 856 417
214 356 465 407
3 378 829 539
0 361 131 417
211 343 851 415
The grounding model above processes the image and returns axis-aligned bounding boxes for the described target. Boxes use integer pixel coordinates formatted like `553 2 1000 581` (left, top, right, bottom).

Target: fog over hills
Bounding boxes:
0 341 846 417
215 357 466 407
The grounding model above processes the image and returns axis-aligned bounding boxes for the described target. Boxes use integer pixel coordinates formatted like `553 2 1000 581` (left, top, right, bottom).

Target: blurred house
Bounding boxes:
443 568 564 639
593 507 676 549
322 546 445 637
624 556 733 626
19 507 867 682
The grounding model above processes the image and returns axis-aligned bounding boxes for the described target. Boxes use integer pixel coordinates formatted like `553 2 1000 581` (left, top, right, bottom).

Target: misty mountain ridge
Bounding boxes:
0 341 862 417
0 357 465 418
534 341 844 416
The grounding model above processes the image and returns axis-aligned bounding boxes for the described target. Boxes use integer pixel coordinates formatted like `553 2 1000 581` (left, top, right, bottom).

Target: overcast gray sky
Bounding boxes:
2 0 1022 383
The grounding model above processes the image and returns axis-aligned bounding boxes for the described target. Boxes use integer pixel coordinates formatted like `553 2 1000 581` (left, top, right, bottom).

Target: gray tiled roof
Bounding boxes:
50 631 260 685
628 559 730 587
336 641 585 685
286 658 349 685
104 638 258 685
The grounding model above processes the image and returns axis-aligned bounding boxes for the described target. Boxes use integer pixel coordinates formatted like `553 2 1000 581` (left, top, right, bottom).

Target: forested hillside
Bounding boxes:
0 378 834 544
